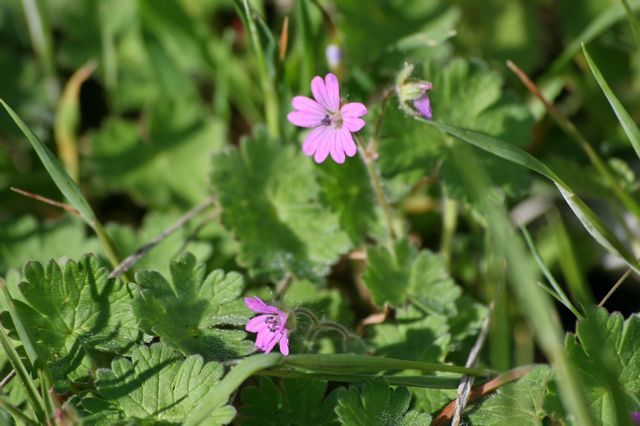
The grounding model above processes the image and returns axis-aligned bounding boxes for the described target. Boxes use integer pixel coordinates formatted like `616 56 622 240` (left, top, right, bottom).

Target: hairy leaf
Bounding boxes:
89 343 236 424
240 378 339 425
545 308 640 425
335 378 431 426
0 255 138 389
132 252 253 361
362 239 461 311
211 133 351 282
467 366 551 425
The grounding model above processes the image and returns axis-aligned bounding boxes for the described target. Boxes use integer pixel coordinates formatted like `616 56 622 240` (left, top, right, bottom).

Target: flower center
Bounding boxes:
322 111 343 129
265 315 281 332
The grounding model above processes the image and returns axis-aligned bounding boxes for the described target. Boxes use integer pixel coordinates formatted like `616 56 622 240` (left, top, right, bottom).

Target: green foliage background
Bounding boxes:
1 0 640 424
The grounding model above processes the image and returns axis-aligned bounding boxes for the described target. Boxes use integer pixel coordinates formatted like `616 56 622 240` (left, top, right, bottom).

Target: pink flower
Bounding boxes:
287 73 368 164
244 297 290 356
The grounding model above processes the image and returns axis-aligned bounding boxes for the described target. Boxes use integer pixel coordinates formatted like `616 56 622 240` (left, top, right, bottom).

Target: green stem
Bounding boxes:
294 307 320 325
237 0 280 139
355 134 397 245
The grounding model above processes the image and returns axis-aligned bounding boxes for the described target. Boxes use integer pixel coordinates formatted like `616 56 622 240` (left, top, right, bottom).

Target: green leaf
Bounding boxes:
467 366 551 425
545 308 640 425
316 158 378 245
362 239 461 313
368 305 450 363
0 255 138 389
335 378 431 426
240 378 340 426
132 252 253 361
185 353 283 426
210 132 351 282
89 101 226 208
0 100 97 226
380 58 533 201
0 215 99 275
92 343 236 424
583 44 640 161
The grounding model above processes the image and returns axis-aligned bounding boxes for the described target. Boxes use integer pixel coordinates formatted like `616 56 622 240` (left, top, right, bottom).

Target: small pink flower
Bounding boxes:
287 73 368 164
244 297 290 356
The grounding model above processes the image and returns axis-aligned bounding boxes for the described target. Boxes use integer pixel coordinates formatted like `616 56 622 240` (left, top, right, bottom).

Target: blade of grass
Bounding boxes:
0 395 38 425
422 118 640 276
521 227 584 319
508 60 640 221
257 369 462 389
444 139 592 425
0 99 125 275
233 0 280 139
486 246 511 372
547 210 593 308
184 353 282 426
583 44 640 161
281 354 493 377
1 99 95 224
0 323 46 424
0 280 39 367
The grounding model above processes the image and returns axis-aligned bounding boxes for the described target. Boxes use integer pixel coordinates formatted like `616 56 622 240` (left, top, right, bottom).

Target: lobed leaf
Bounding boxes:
335 378 431 426
211 132 351 282
0 255 138 389
132 252 253 361
88 343 236 424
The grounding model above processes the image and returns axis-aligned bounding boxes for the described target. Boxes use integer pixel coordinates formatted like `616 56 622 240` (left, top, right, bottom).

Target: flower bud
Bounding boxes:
395 62 433 120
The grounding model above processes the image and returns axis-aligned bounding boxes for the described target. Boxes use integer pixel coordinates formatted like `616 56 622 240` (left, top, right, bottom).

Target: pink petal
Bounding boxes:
302 126 328 156
343 116 365 132
279 332 289 356
255 328 275 350
292 96 327 118
263 330 283 353
339 129 357 157
340 102 368 118
413 93 432 120
324 73 340 112
287 111 323 128
244 297 279 314
314 129 334 163
330 132 346 164
245 315 270 332
311 76 334 112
